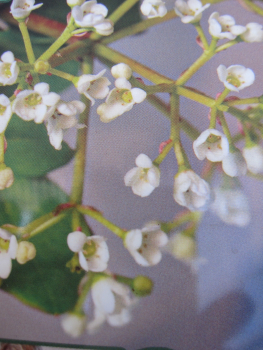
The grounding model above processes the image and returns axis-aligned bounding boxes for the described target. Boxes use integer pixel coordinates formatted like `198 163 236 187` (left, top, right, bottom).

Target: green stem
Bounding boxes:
215 88 230 105
161 211 199 233
218 111 233 147
76 205 126 238
0 133 5 164
70 57 93 204
194 23 209 50
74 272 94 313
239 0 263 16
109 0 140 24
154 140 174 165
209 106 217 128
48 68 75 81
225 97 260 106
19 22 36 64
216 39 239 53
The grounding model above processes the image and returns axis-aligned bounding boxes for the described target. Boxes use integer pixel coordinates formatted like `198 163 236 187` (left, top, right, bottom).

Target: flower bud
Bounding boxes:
0 166 14 190
34 60 50 74
67 0 85 7
16 241 36 264
111 63 132 80
132 275 153 296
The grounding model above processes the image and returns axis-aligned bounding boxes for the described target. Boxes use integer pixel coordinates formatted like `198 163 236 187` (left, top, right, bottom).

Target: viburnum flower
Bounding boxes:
241 23 263 43
87 277 136 333
0 51 19 86
0 228 18 279
173 170 211 211
12 82 60 123
61 313 87 337
111 63 132 80
10 0 43 19
208 12 246 40
45 100 86 150
97 78 147 123
222 148 247 177
67 231 109 272
140 0 167 18
124 154 160 197
0 94 12 133
217 65 255 92
124 222 168 266
242 144 263 174
174 0 210 24
211 187 250 226
75 69 110 105
193 129 229 162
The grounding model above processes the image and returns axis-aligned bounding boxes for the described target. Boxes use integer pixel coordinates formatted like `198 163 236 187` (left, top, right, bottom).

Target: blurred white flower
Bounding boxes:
111 63 132 80
0 94 12 133
222 148 247 177
67 231 109 272
173 170 211 211
61 313 87 337
10 0 43 19
174 0 210 24
12 82 60 123
0 51 19 86
97 78 146 122
217 64 255 92
0 167 14 190
165 232 195 260
140 0 167 18
0 228 18 279
242 144 263 174
124 153 160 197
241 23 263 42
208 12 246 40
124 222 168 266
193 128 229 162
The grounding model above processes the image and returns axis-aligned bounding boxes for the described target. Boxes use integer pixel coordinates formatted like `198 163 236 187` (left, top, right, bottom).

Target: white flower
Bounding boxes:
0 51 19 86
241 23 263 43
93 19 114 36
97 79 147 122
217 64 255 92
222 148 247 177
0 167 14 190
67 231 109 272
164 232 195 260
111 63 132 80
124 222 168 266
16 241 36 264
242 145 263 174
174 0 210 24
193 129 229 162
87 277 136 333
0 228 18 279
75 69 110 106
140 0 167 18
10 0 43 19
124 154 160 197
45 100 85 150
12 82 60 123
0 94 12 133
211 187 250 226
208 12 246 40
173 170 211 211
61 313 87 337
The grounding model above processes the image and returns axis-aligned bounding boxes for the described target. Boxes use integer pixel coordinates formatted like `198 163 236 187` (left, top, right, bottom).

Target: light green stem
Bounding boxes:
161 211 200 233
218 111 233 147
0 133 4 164
209 106 217 129
48 68 75 82
109 0 140 24
194 23 209 50
239 0 263 16
74 272 94 313
154 140 174 166
225 97 260 106
19 22 36 64
216 39 239 53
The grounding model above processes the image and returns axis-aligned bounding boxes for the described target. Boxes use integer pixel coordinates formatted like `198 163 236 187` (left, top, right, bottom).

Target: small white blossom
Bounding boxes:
241 23 263 42
222 148 247 177
124 222 168 266
193 129 229 162
208 12 246 40
0 94 12 133
140 0 167 18
61 313 87 337
87 277 136 333
94 19 114 36
217 64 255 92
67 231 109 272
211 187 250 226
12 82 60 123
97 78 146 122
174 0 210 24
0 228 18 279
124 154 160 197
0 167 14 190
111 63 132 80
0 51 19 86
45 100 85 150
10 0 43 19
242 144 263 174
173 170 211 211
75 69 110 106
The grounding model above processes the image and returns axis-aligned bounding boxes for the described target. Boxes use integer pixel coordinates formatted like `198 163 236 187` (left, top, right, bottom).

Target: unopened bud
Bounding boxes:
16 241 36 264
111 63 132 80
34 60 50 74
67 0 85 7
132 275 153 297
0 166 14 190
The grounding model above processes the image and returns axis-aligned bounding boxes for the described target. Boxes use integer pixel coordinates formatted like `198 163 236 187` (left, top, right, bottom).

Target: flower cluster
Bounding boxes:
140 0 167 19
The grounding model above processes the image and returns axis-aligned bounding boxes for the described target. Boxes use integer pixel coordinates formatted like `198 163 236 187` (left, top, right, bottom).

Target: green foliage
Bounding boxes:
0 178 84 314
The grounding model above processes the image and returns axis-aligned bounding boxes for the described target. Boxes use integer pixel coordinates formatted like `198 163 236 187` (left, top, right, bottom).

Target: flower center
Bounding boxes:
206 134 221 143
82 240 97 258
0 104 7 116
2 63 12 79
17 2 30 10
24 93 42 107
0 237 9 251
226 74 241 88
121 91 133 104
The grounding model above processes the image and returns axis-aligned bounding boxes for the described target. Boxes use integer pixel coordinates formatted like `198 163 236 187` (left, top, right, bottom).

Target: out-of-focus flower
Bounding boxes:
140 0 167 18
217 64 255 92
67 231 109 272
241 22 263 42
173 170 211 211
61 313 87 337
10 0 43 19
174 0 210 24
16 241 36 264
0 51 19 86
111 63 132 80
0 228 18 279
208 12 246 40
124 154 160 197
193 128 229 162
242 144 263 174
0 167 14 190
164 232 196 260
0 94 12 133
124 222 168 266
12 82 60 123
222 148 247 177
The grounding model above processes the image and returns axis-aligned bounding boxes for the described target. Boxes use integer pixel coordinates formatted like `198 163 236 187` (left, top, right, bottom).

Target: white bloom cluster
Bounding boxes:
174 0 210 24
140 0 167 18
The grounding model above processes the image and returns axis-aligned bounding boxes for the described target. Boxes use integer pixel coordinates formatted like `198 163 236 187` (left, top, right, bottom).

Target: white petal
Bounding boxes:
0 228 11 240
92 279 115 313
131 88 147 103
8 235 18 259
124 230 142 251
135 153 152 168
79 251 89 271
0 251 12 279
67 231 87 252
124 167 141 186
111 63 132 80
1 51 15 63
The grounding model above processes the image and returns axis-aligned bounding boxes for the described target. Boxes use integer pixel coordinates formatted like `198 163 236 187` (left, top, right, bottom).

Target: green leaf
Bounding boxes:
5 115 75 177
0 177 84 314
